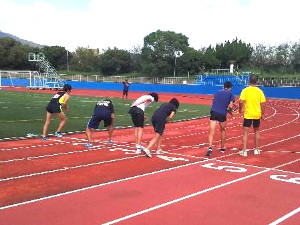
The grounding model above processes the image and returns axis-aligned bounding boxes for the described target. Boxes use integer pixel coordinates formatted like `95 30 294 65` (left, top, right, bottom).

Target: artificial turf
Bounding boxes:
0 90 210 139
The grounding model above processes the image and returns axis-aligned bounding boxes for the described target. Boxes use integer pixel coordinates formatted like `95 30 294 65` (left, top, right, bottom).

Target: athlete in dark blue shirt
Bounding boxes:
122 80 130 102
206 81 235 157
141 98 179 157
85 99 115 147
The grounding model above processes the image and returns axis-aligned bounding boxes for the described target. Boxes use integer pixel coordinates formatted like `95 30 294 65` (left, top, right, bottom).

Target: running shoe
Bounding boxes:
84 142 93 148
239 150 247 157
206 147 213 157
142 148 152 158
136 147 142 154
42 136 47 141
108 140 114 144
254 149 260 155
54 132 63 137
220 148 226 153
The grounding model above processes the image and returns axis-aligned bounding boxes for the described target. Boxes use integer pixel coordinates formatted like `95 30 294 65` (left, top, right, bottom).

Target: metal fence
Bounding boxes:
60 75 197 85
1 71 300 87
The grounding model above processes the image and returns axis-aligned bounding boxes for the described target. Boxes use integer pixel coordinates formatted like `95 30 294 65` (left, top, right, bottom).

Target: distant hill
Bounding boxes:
0 30 44 48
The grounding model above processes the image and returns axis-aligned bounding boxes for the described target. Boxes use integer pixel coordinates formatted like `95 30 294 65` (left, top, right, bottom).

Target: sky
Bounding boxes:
0 0 299 51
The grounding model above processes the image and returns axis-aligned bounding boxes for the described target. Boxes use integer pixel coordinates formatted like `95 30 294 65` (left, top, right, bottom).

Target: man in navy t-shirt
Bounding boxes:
206 81 235 157
122 80 130 102
85 99 115 147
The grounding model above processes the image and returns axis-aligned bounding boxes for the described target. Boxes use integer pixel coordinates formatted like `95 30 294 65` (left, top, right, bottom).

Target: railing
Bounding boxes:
60 75 197 85
2 71 300 87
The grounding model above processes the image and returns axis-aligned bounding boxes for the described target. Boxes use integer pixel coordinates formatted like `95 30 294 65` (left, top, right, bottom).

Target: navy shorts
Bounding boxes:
123 90 128 96
210 111 226 122
243 119 261 128
46 103 61 114
87 113 112 129
152 115 166 135
128 106 144 128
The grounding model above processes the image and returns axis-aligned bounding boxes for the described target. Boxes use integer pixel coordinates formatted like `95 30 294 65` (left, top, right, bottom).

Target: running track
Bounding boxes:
0 88 299 225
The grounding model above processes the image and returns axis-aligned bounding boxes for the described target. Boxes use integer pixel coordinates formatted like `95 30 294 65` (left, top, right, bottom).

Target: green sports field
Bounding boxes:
0 90 211 139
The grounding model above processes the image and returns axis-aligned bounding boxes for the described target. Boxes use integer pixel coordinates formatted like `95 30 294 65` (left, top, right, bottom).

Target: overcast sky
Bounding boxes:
0 0 299 51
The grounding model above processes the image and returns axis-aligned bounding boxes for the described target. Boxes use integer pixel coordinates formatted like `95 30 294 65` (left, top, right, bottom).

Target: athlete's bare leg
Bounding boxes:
56 112 66 132
42 112 52 137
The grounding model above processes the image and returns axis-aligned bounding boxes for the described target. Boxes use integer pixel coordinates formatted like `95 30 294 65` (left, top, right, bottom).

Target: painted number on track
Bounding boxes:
202 163 247 173
157 155 189 162
270 175 300 185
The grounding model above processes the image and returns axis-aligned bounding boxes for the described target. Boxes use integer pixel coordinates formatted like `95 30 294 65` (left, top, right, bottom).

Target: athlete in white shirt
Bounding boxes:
128 92 159 154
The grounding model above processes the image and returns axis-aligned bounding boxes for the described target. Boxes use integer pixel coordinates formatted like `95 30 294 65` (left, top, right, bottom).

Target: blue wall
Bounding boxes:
2 78 299 100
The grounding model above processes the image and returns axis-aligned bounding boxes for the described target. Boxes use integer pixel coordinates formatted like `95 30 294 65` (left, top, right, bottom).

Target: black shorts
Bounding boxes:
87 113 112 129
152 115 166 135
128 106 144 128
210 111 226 123
123 90 128 96
46 103 61 114
243 119 261 128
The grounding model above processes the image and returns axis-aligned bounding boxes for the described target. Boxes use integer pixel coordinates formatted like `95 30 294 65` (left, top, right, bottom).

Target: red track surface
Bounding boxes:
0 88 299 225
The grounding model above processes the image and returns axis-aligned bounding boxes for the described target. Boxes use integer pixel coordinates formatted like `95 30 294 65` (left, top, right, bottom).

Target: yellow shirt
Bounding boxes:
239 86 266 119
58 93 66 104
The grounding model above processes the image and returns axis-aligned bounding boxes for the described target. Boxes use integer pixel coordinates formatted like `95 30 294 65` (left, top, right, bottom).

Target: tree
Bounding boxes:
202 46 220 71
216 38 253 69
42 46 69 70
140 30 190 76
291 42 300 73
177 48 204 75
70 47 100 72
0 37 37 70
99 48 131 75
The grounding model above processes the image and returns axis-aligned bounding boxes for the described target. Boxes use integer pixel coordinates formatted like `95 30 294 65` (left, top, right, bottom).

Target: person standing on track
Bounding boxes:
85 98 115 147
122 79 130 102
206 81 235 157
42 84 72 140
128 92 159 153
142 98 179 157
239 74 266 157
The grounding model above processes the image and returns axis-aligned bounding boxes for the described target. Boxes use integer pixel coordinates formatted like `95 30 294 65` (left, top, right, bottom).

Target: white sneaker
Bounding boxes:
136 147 142 154
254 149 260 155
239 150 247 157
142 148 152 158
54 132 63 138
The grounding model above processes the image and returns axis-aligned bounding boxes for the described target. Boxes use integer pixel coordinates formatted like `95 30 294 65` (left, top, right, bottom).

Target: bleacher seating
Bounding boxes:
195 74 249 86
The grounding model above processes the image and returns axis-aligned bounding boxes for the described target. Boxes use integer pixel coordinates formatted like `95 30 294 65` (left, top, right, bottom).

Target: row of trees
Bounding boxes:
1 30 300 76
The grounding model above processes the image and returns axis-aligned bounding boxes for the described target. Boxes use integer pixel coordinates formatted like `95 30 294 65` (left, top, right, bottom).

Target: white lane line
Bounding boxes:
268 206 300 225
0 155 142 182
0 160 208 210
102 169 270 225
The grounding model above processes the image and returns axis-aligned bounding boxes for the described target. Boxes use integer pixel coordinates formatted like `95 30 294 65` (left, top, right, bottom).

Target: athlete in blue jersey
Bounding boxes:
122 80 130 102
206 81 235 157
42 84 72 140
85 99 115 147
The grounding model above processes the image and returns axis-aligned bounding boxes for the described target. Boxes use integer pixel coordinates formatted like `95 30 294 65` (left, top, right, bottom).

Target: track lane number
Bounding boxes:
270 175 300 185
201 163 247 173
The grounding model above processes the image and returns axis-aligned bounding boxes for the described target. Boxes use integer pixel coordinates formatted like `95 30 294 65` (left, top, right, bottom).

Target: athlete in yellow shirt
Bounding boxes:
239 75 266 156
42 84 72 140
